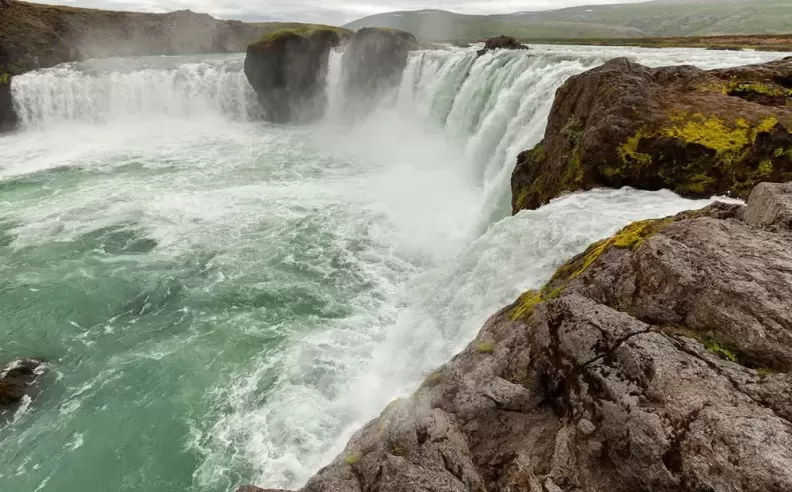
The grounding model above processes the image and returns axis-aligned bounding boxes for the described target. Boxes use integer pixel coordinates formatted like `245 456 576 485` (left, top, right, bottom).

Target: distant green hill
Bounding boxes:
344 0 792 41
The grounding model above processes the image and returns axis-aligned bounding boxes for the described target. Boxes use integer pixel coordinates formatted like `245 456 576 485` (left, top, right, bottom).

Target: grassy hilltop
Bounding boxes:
345 0 792 42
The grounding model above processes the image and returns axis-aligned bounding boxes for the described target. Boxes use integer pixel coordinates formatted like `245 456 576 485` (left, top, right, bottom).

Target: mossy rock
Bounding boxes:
252 25 352 49
244 24 348 123
512 57 792 213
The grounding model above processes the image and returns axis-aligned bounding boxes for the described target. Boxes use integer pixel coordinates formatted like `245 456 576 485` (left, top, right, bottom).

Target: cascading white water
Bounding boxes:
1 44 788 492
11 55 258 126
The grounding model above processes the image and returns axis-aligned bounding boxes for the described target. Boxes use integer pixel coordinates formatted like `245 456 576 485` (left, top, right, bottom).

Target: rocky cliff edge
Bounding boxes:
511 56 792 213
241 181 792 492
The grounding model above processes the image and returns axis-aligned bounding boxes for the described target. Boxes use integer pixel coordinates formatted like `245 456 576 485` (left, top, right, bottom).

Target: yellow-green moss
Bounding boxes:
727 80 792 98
758 160 774 176
344 452 362 465
509 290 543 321
618 128 653 168
614 113 787 198
706 341 738 362
756 116 779 134
477 341 495 354
0 72 9 85
660 114 750 153
510 218 673 321
611 219 673 250
661 326 741 364
532 142 546 162
757 367 779 377
678 173 717 195
515 187 529 210
420 368 443 388
562 150 585 188
256 25 350 45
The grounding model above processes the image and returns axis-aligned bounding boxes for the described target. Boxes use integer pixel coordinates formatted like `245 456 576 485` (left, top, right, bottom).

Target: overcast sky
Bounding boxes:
31 0 652 25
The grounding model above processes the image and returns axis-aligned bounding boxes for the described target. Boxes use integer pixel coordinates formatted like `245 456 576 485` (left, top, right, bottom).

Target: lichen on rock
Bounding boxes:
511 57 792 213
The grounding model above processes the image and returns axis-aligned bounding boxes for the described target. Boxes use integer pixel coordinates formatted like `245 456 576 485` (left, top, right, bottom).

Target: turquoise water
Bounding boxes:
0 47 786 491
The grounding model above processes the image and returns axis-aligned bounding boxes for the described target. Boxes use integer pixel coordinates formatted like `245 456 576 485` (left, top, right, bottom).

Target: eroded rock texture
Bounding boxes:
240 182 792 492
244 27 346 123
341 27 417 115
512 57 792 213
477 35 529 57
0 359 44 410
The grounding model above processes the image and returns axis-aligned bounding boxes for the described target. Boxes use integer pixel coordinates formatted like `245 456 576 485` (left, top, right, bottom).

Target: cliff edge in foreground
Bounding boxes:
511 56 792 213
239 178 792 491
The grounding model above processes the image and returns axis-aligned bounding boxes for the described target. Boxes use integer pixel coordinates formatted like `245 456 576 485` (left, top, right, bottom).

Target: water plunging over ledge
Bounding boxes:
0 45 787 492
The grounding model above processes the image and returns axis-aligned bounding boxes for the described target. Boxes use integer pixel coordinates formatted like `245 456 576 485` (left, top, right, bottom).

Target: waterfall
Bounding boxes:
2 43 788 492
11 57 258 126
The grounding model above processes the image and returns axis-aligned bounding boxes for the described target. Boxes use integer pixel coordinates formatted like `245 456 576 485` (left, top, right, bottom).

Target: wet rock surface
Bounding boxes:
244 28 345 123
0 359 44 409
511 57 792 213
477 35 529 57
239 182 792 492
341 28 417 115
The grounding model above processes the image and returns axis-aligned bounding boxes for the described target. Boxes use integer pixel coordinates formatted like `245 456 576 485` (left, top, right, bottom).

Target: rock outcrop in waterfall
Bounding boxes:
1 359 44 412
511 57 792 213
244 27 348 123
239 180 792 492
476 35 529 57
341 28 417 114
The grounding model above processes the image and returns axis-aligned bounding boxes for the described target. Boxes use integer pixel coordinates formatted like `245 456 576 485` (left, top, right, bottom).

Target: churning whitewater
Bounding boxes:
0 45 786 492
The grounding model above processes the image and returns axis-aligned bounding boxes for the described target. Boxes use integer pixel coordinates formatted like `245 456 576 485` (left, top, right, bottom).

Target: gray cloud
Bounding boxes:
31 0 651 25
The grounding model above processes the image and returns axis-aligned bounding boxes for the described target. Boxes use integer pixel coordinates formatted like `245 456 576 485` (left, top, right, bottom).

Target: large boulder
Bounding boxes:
237 184 792 490
341 28 417 114
1 359 44 409
511 57 792 213
477 35 528 57
244 27 347 123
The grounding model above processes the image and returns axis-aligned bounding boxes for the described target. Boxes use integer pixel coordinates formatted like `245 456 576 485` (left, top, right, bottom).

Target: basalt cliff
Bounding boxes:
240 58 792 492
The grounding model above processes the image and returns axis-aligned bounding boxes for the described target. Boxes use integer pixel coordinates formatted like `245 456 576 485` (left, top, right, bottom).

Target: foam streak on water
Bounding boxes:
0 45 787 492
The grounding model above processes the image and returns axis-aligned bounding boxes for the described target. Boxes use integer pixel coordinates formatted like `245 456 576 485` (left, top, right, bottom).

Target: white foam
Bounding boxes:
1 45 784 492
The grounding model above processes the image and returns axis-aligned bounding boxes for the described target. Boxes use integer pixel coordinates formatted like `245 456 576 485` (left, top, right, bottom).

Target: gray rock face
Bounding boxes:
238 183 792 492
0 359 44 410
340 28 417 116
744 181 792 230
244 29 343 123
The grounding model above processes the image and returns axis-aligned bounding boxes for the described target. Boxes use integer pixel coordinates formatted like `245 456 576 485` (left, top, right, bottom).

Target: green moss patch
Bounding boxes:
344 452 362 465
255 25 351 45
509 217 675 321
613 112 791 199
726 80 792 98
477 341 495 354
420 368 444 388
660 326 743 364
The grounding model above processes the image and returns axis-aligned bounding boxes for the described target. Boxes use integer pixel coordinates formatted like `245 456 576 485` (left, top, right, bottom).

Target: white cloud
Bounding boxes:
28 0 652 25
